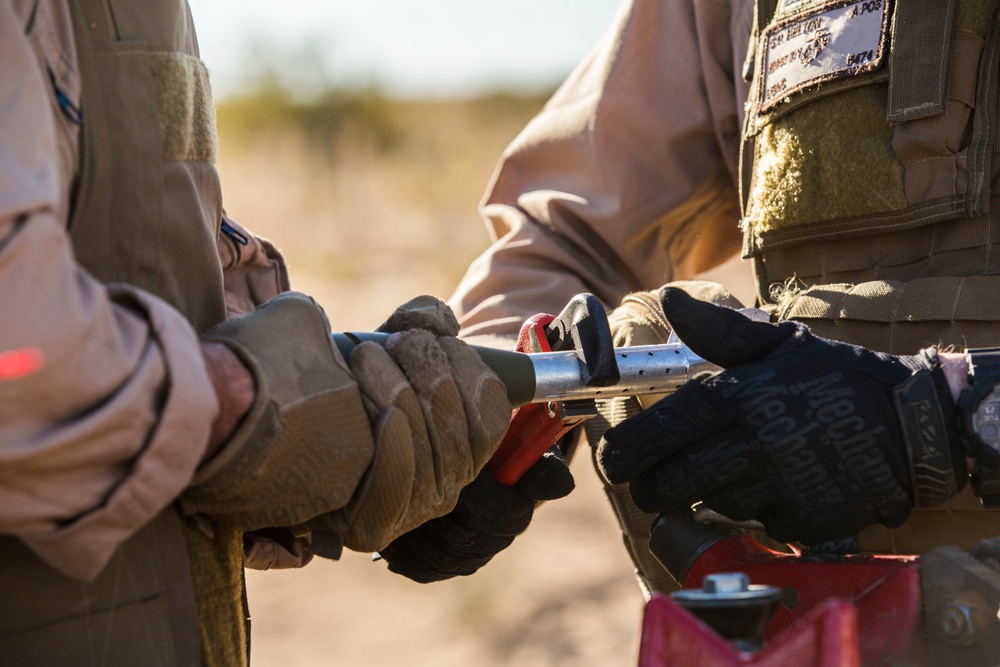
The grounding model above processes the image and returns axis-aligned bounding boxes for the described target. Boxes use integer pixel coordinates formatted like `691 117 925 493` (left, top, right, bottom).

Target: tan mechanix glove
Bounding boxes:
181 293 511 557
307 296 512 554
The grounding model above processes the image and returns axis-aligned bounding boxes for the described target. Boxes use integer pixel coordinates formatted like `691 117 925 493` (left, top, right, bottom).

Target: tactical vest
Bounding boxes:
0 1 245 665
741 0 1000 552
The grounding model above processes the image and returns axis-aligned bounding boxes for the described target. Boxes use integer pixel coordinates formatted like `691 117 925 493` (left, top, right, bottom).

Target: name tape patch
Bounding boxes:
760 0 890 112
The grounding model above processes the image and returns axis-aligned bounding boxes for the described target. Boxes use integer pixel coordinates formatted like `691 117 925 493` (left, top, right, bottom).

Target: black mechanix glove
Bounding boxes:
379 448 573 583
597 288 968 547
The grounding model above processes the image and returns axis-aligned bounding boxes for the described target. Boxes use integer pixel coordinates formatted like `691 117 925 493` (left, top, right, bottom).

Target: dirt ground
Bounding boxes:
245 453 646 667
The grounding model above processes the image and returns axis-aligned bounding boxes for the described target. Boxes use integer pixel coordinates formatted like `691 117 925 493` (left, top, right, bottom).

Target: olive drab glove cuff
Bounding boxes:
307 295 512 554
181 291 376 530
597 288 968 547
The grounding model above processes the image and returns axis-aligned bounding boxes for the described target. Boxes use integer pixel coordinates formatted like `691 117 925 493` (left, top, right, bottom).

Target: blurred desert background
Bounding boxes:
200 2 755 664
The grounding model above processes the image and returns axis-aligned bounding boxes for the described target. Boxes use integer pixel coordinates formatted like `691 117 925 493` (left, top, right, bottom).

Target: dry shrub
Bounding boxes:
216 89 549 328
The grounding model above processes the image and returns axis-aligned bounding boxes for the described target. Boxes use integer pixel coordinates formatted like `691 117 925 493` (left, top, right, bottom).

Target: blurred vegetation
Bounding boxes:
215 38 553 159
214 80 554 329
216 87 551 160
218 88 402 154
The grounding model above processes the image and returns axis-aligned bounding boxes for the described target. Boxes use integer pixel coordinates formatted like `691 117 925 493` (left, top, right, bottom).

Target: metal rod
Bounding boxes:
528 343 718 403
333 331 718 407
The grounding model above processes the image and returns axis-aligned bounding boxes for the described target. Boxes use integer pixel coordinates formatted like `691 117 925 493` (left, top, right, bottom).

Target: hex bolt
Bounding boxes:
703 573 751 594
940 601 977 647
672 572 782 653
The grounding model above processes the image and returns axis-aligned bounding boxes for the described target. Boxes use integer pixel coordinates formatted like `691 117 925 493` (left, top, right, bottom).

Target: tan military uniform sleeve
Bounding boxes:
450 0 753 343
0 1 218 582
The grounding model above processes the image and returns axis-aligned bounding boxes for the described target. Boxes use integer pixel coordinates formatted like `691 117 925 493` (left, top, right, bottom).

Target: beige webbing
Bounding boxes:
585 396 681 597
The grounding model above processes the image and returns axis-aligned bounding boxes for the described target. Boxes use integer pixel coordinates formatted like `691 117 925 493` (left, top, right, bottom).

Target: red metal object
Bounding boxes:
639 594 860 667
639 535 923 666
488 314 590 485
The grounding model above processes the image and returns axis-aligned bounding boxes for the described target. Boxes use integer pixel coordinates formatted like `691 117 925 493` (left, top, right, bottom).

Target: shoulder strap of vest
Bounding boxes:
756 0 778 34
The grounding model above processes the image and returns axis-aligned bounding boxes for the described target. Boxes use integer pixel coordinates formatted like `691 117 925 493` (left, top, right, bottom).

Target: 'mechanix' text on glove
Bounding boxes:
597 288 967 547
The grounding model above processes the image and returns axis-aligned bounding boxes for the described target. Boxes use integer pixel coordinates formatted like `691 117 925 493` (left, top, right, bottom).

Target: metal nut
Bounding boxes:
941 601 976 647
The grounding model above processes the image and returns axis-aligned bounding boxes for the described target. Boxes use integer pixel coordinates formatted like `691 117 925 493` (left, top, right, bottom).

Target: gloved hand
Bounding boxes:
597 288 968 547
181 293 511 558
377 302 582 583
378 447 573 583
308 295 514 554
591 281 744 594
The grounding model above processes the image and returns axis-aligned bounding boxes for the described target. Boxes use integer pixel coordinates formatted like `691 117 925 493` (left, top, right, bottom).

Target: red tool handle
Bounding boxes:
487 314 583 485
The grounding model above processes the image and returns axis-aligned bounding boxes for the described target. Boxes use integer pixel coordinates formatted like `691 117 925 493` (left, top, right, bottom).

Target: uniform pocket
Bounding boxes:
742 1 900 236
742 2 999 258
891 30 985 205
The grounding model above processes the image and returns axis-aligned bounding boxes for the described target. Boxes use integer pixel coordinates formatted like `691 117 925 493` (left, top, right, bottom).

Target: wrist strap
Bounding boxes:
894 350 966 508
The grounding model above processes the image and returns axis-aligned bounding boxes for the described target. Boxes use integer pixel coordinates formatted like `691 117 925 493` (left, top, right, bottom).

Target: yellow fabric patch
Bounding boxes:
745 84 906 234
149 52 218 162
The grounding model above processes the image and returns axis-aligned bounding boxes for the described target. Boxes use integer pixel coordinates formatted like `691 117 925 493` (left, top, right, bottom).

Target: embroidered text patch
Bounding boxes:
760 0 890 112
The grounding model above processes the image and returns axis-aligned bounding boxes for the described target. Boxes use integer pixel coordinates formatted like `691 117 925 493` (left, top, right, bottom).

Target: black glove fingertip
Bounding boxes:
660 287 792 367
594 427 634 485
517 448 575 501
306 529 345 560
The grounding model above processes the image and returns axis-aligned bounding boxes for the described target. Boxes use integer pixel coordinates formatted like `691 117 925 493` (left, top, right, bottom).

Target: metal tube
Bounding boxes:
528 343 719 403
332 331 720 407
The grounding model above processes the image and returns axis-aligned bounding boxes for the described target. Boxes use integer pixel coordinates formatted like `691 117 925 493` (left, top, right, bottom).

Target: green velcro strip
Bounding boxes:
149 52 218 162
745 85 906 235
888 0 958 122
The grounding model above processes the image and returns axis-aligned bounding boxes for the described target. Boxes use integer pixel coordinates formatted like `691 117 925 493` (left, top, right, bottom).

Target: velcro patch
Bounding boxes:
149 52 218 162
760 0 890 112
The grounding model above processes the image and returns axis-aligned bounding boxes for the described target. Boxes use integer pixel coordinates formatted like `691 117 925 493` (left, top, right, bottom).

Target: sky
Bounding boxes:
190 1 624 99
